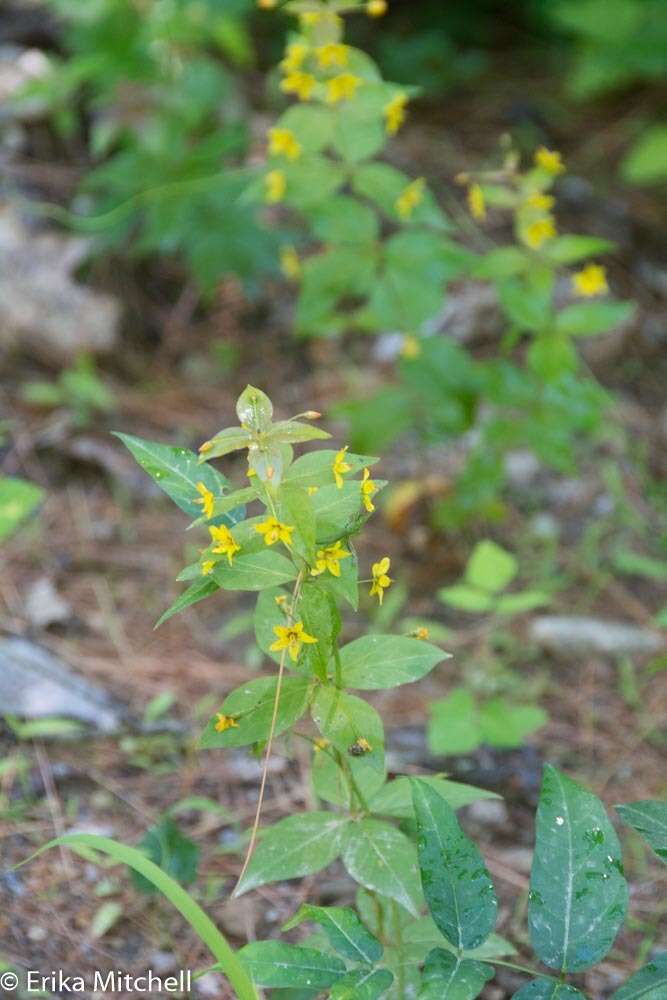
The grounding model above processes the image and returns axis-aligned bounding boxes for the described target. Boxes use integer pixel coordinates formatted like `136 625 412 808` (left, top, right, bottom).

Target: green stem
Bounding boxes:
390 901 406 1000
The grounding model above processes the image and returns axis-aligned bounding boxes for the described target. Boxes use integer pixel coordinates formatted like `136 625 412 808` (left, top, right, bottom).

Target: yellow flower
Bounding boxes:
326 73 361 105
413 627 430 640
369 556 392 604
523 216 556 249
526 192 554 211
332 446 352 488
201 560 216 576
367 0 387 16
280 42 308 73
268 127 302 161
214 714 239 733
281 70 316 101
209 524 241 566
396 177 425 220
306 485 319 495
270 621 318 662
312 540 351 578
400 334 421 359
384 93 408 135
361 468 376 513
314 737 330 751
535 146 565 175
280 245 301 280
300 11 321 26
572 263 608 298
195 481 215 519
467 183 486 221
316 43 349 70
255 516 294 547
265 169 286 203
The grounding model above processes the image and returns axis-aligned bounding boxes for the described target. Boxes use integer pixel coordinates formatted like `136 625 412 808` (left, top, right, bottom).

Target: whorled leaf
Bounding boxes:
419 948 494 1000
342 819 422 917
339 634 449 690
239 941 345 989
511 980 586 999
282 904 382 965
330 968 394 1000
200 676 311 750
616 800 667 864
611 953 667 1000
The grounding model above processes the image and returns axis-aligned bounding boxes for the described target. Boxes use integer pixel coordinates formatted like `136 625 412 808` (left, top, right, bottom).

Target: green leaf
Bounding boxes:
622 125 667 185
239 941 345 989
495 592 550 614
299 582 341 676
236 385 273 431
411 779 497 949
115 433 240 524
308 196 379 245
311 686 385 775
612 550 667 582
317 544 360 610
616 801 667 863
212 550 297 591
283 904 383 964
311 481 382 540
438 585 494 613
511 980 586 999
339 634 449 690
156 577 220 627
200 676 311 750
342 818 423 916
312 736 385 810
555 301 634 337
428 689 480 755
478 699 547 748
277 104 335 155
542 235 615 264
528 765 628 972
19 834 258 1000
284 155 347 210
402 918 514 965
420 948 494 1000
472 247 529 280
269 420 331 445
0 476 44 540
330 968 394 1000
284 449 379 490
466 540 517 592
131 817 199 894
253 587 289 664
90 900 123 939
201 427 253 460
277 483 317 562
611 953 667 999
234 812 349 896
369 775 500 819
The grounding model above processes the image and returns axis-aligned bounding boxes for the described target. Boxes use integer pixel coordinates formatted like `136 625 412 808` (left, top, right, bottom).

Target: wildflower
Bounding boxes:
280 42 308 73
255 516 294 547
270 621 318 662
215 714 239 733
198 439 213 454
572 263 608 298
201 560 216 576
314 737 330 751
194 481 215 519
413 627 430 640
326 73 361 105
209 524 241 566
312 540 351 578
467 183 486 221
360 468 377 513
369 556 392 604
523 216 556 249
300 11 321 26
265 169 286 203
348 737 372 755
526 192 554 211
316 43 349 70
535 146 565 175
400 335 421 359
275 593 288 606
367 0 387 16
332 446 352 488
280 245 301 280
281 70 316 101
396 177 425 220
306 485 318 495
268 127 302 161
384 93 408 135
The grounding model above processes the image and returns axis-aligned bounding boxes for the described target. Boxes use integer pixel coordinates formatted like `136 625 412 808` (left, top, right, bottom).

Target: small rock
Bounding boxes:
196 972 224 998
0 45 51 122
27 925 47 942
25 576 72 628
150 952 178 975
530 616 663 658
217 897 256 939
0 636 125 731
463 798 510 831
0 206 120 363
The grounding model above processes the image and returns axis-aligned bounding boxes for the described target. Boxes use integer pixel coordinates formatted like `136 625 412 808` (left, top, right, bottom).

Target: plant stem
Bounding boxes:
391 900 406 1000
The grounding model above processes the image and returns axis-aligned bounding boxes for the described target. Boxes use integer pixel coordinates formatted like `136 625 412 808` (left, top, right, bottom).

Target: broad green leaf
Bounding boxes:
342 819 423 916
269 420 331 445
512 981 586 999
19 834 258 1000
312 686 385 775
420 948 494 1000
339 634 449 690
411 779 497 950
131 817 199 894
201 427 253 460
498 279 550 333
330 968 393 1000
312 738 385 809
316 544 360 610
0 476 43 540
283 904 383 964
622 125 667 185
239 941 345 989
472 247 528 280
308 196 379 245
200 676 310 749
284 449 379 490
369 776 499 819
555 301 634 338
278 484 316 562
612 549 667 582
528 765 628 972
352 162 413 216
212 550 297 590
299 582 341 677
495 591 550 614
428 689 480 755
254 586 290 664
155 577 220 628
234 812 349 896
115 433 241 525
277 104 335 154
236 385 273 431
311 480 386 541
611 953 667 999
542 235 615 264
403 918 515 965
478 699 547 748
90 900 123 939
438 585 494 613
616 801 667 863
466 540 517 592
284 155 346 209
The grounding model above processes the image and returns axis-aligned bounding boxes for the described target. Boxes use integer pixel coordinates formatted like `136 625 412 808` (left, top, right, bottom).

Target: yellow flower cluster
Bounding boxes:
396 178 425 220
255 517 294 547
369 556 392 604
572 263 608 297
269 127 302 161
467 183 486 222
312 540 351 578
384 93 408 135
271 621 318 662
